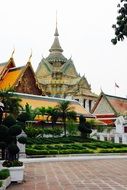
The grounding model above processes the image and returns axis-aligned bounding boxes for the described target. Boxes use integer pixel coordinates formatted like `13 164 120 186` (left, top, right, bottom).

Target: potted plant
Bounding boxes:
0 115 27 183
0 169 11 189
0 181 3 190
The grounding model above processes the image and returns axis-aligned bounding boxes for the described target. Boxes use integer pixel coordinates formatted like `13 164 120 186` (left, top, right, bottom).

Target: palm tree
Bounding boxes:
33 106 46 122
0 88 22 120
56 100 76 137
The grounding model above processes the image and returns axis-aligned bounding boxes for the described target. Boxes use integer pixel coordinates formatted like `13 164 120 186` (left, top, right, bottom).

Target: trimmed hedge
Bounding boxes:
26 148 94 155
26 136 127 156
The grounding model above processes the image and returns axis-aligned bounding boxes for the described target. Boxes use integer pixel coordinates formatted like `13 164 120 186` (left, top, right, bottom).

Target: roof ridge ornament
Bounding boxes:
54 11 59 36
11 48 15 58
28 49 32 63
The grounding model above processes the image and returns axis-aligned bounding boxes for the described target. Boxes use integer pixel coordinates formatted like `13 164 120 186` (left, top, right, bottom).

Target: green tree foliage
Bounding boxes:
78 115 92 139
0 88 22 121
0 115 26 161
111 0 127 44
3 114 16 127
56 101 76 137
66 119 78 136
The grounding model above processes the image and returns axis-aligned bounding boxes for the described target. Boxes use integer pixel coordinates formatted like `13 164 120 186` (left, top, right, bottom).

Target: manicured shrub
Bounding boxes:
78 115 92 138
0 125 8 140
0 169 10 180
0 181 2 187
8 143 20 155
2 160 23 167
66 120 78 136
48 150 58 154
25 126 43 138
9 124 22 136
26 148 49 155
18 136 27 144
17 112 31 123
2 114 16 127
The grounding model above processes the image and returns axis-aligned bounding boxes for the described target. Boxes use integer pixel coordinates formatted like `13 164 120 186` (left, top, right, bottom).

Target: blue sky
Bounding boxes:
0 0 126 97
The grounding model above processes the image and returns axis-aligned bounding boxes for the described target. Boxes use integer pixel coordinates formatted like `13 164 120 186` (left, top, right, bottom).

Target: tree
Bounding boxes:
46 107 59 128
56 101 76 137
0 88 22 118
111 0 127 45
0 115 25 161
78 115 92 139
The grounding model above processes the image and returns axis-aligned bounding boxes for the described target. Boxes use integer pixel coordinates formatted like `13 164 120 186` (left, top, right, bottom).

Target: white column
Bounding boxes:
85 99 89 112
115 134 120 143
122 134 127 144
17 141 26 158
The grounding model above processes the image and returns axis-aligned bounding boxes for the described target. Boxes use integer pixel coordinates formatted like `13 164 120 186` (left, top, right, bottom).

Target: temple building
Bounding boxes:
36 23 97 112
0 55 43 95
91 92 127 125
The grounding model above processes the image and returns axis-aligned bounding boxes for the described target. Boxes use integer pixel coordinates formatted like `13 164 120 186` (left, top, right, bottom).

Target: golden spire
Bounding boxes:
54 11 59 36
28 50 32 62
11 48 15 58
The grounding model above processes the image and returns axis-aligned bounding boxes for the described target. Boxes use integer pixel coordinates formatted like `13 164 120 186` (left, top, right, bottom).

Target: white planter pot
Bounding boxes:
0 186 5 190
8 165 24 183
2 176 11 188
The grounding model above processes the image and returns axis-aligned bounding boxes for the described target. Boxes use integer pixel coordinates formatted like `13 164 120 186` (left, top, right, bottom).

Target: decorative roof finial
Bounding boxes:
11 48 15 58
54 11 59 36
28 49 32 62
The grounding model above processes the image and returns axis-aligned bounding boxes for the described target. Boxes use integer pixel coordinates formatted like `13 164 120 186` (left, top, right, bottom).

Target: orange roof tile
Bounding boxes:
0 67 23 89
15 92 94 117
0 63 7 75
107 95 127 114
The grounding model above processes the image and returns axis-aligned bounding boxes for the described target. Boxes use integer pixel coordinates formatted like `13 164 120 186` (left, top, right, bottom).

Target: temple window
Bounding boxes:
83 99 86 108
89 100 92 112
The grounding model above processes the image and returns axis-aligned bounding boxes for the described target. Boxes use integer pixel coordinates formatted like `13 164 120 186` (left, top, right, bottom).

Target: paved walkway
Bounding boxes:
8 156 127 190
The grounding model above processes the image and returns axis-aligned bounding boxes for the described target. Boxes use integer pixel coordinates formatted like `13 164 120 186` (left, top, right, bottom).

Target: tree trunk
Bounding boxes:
63 118 66 137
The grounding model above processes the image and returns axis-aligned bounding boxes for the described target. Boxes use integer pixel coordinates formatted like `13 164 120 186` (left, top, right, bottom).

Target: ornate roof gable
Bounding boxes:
78 75 91 89
61 58 78 77
0 57 15 79
91 92 127 115
36 58 52 78
15 61 43 95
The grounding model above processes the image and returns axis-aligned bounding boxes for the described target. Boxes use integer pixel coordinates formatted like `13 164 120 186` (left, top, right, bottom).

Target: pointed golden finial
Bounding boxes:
11 48 15 58
56 10 57 27
54 11 59 36
28 49 32 62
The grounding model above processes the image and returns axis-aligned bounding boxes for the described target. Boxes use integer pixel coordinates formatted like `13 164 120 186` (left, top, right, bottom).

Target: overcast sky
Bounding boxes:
0 0 126 98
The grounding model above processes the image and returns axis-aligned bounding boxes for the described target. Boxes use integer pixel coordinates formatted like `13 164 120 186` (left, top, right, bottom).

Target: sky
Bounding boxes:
0 0 127 98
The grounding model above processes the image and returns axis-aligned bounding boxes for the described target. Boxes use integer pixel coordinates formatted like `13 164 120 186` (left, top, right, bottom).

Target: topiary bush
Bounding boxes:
0 169 10 180
18 136 27 144
0 181 2 187
0 115 26 163
78 115 92 138
2 114 16 128
25 126 43 138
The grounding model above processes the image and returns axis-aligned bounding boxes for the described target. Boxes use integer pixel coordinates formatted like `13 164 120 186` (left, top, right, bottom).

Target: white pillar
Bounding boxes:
115 134 120 143
17 141 26 158
85 99 89 112
122 134 127 144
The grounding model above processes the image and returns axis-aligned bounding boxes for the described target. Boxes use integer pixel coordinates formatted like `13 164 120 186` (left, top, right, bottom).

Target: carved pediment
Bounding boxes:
36 59 52 79
78 76 91 89
15 64 42 95
61 59 78 77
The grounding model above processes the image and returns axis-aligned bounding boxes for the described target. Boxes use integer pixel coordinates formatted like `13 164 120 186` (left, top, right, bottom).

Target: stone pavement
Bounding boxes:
7 155 127 190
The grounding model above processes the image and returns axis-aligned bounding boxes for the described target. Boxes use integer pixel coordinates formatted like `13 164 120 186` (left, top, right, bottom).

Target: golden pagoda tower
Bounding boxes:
36 22 97 112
